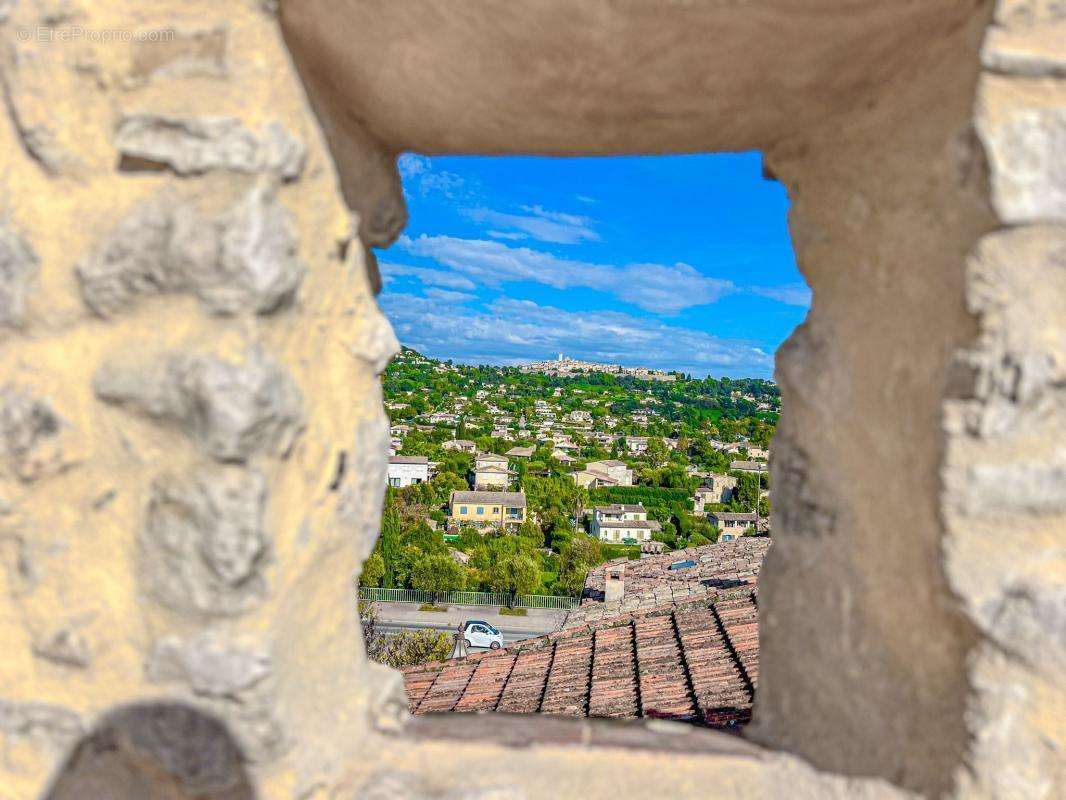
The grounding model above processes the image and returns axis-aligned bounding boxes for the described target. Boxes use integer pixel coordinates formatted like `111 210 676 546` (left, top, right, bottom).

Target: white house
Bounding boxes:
426 412 458 425
590 503 661 543
587 459 633 485
387 455 430 487
573 459 633 489
626 436 649 455
443 439 477 453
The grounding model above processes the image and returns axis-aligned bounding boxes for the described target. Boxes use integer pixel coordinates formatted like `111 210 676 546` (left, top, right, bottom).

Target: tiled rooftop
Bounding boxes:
568 538 769 627
402 586 759 731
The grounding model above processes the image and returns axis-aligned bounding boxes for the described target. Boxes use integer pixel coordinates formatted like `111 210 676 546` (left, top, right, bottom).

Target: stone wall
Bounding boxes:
0 2 398 796
944 2 1066 796
0 1 1062 798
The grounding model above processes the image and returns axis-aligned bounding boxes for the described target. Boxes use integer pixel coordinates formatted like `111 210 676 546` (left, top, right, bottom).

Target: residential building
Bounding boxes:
427 411 458 425
730 460 768 473
473 465 510 489
473 453 511 489
568 409 592 423
474 452 508 471
708 511 758 541
572 469 612 488
504 445 535 459
586 459 633 486
442 439 477 452
551 449 575 465
626 436 649 455
449 490 527 527
387 455 429 487
694 474 738 511
590 503 661 543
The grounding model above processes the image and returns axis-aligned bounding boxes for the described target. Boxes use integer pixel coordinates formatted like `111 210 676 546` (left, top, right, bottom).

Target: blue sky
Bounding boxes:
376 153 808 379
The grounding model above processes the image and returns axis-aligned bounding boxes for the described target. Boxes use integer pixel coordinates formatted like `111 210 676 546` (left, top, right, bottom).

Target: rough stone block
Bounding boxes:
982 23 1066 77
94 348 305 462
203 183 306 315
76 185 305 317
0 701 82 752
994 0 1066 28
961 226 1066 437
0 221 38 327
116 114 305 179
0 384 64 481
147 632 271 697
976 75 1066 223
75 192 214 316
141 467 270 616
32 626 91 669
143 631 285 762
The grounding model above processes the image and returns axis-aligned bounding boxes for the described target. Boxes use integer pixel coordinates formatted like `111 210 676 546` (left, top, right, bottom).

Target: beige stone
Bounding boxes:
976 74 1066 222
1 0 1063 799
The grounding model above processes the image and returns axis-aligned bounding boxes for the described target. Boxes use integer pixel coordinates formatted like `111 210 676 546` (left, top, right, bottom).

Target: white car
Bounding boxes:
461 620 504 650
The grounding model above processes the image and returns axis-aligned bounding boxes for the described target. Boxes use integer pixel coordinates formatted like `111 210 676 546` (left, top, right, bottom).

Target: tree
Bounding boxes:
362 604 453 667
646 436 669 465
359 552 385 588
410 553 466 596
378 497 402 588
758 495 771 518
733 472 760 510
517 519 545 548
555 534 602 596
485 553 539 603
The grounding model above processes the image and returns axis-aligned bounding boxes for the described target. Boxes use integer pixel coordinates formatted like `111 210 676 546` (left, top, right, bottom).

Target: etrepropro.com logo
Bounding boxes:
15 26 176 43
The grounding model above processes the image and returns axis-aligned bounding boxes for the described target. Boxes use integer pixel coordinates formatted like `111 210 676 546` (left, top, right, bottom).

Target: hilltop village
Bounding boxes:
363 348 775 600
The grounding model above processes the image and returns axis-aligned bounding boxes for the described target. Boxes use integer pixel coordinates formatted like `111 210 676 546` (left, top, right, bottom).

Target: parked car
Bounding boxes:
460 620 504 650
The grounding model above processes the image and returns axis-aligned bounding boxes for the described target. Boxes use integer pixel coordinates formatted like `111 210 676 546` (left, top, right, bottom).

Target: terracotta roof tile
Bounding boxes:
402 586 759 732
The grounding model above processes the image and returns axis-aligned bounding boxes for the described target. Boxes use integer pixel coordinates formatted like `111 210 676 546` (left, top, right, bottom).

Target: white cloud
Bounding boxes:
378 261 477 291
749 282 812 306
397 153 429 179
396 154 467 199
464 205 599 244
398 235 734 314
380 294 773 378
422 287 478 303
486 230 528 241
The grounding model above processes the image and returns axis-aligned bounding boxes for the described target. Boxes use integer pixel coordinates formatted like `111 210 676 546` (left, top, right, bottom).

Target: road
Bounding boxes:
367 601 569 649
375 621 537 646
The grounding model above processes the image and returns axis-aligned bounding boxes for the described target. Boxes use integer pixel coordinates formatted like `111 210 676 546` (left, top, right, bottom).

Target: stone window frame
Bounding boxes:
2 1 1058 798
275 1 1061 795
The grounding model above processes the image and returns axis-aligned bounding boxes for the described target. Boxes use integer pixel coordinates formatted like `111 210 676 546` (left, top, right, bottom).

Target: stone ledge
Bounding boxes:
397 711 766 758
